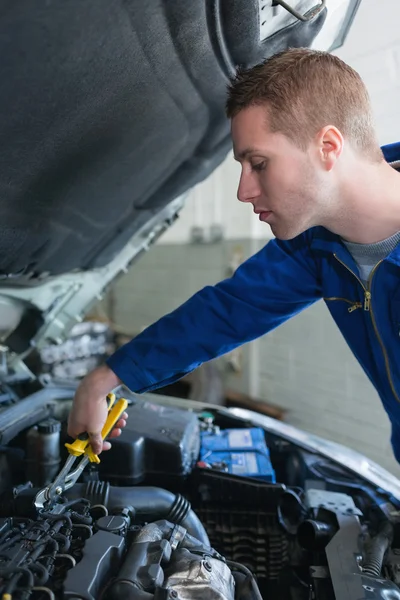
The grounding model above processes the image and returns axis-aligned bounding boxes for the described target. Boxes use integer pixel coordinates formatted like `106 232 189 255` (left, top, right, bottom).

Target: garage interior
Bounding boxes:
3 1 400 598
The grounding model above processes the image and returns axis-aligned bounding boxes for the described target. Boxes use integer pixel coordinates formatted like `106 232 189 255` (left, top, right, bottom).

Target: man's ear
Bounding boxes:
315 125 344 171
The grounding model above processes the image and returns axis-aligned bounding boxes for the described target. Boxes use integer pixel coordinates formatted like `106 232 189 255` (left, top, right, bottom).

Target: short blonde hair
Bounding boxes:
226 48 382 162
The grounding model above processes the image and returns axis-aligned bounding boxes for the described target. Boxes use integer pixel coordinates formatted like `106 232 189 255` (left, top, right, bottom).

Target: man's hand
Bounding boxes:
67 364 128 455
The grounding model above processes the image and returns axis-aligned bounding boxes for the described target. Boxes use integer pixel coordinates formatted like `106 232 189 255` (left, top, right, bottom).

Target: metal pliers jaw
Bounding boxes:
34 393 128 512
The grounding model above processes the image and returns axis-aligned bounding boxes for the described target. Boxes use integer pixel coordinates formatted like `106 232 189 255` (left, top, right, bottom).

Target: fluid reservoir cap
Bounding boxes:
38 419 61 434
96 515 126 534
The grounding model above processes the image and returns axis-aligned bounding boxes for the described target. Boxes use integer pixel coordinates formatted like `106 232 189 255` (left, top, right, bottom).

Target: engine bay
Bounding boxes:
0 391 399 599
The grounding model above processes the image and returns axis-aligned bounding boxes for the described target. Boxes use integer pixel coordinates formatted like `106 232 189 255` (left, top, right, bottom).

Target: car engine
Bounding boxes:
0 506 236 600
0 389 399 600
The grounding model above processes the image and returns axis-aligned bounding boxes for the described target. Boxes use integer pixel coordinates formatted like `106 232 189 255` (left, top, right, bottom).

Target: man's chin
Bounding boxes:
270 222 307 241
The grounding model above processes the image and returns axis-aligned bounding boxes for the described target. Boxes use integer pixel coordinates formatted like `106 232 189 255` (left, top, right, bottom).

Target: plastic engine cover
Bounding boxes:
199 427 276 483
98 401 200 485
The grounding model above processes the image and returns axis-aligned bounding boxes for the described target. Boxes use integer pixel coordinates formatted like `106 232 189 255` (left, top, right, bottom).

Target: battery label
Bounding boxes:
199 426 276 483
228 429 253 448
231 452 259 475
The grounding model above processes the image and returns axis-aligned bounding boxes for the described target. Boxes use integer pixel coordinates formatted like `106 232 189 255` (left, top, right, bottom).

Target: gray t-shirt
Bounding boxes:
342 231 400 285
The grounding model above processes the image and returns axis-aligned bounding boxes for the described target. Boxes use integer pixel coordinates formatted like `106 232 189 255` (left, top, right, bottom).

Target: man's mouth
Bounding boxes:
255 209 272 222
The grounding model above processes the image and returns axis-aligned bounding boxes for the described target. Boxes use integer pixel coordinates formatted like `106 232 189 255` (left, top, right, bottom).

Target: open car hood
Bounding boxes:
0 0 361 377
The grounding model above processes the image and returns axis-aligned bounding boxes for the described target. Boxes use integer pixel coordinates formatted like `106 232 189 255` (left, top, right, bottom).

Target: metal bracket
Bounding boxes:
272 0 326 22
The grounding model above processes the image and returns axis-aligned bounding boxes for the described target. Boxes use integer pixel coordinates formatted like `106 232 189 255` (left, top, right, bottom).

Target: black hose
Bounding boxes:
0 534 22 553
41 537 58 554
0 526 16 546
298 519 336 550
70 510 92 526
29 561 49 586
40 512 72 529
0 566 34 588
278 489 307 536
363 521 393 577
65 483 210 546
61 497 90 510
4 572 22 595
30 538 51 561
53 532 70 553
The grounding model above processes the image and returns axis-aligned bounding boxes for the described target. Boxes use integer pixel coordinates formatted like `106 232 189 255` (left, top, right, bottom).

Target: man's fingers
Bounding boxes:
68 405 127 455
108 428 121 440
106 418 127 439
89 432 104 455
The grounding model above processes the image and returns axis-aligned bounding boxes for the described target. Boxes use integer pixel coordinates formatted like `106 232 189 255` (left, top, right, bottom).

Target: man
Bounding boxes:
68 48 400 462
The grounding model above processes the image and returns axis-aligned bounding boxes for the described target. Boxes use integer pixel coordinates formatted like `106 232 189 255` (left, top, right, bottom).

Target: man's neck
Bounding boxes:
326 160 400 244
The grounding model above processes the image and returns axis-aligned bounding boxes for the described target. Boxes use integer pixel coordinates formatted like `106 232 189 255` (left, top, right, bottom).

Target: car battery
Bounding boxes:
199 427 276 483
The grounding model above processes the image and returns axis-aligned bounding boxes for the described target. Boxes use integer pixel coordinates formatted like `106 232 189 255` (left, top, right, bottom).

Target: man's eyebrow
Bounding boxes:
233 147 262 161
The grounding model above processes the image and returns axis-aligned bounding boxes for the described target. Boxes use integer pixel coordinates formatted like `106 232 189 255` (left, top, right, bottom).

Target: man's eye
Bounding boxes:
251 161 266 172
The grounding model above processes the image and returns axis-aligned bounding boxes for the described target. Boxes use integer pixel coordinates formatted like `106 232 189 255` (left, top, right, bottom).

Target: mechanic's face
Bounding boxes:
231 105 333 240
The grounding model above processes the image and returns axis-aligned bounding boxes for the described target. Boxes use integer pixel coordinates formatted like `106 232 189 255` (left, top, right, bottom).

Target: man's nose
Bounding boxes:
237 172 260 204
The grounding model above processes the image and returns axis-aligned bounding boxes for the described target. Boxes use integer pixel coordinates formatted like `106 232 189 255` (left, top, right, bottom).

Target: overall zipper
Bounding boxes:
333 254 399 402
324 297 362 313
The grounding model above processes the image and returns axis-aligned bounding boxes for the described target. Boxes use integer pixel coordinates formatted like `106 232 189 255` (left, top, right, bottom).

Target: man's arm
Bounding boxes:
68 231 322 453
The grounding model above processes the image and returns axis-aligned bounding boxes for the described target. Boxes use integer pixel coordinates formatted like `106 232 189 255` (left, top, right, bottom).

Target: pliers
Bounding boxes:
34 393 128 511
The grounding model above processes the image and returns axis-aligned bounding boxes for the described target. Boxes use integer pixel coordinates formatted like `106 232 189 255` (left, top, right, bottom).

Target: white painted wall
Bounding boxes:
334 0 400 145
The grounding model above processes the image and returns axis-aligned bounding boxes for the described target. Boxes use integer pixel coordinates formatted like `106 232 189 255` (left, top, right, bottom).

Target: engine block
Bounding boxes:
0 491 258 600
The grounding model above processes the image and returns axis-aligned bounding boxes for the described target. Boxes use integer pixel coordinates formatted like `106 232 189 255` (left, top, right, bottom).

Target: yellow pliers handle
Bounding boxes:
65 393 128 464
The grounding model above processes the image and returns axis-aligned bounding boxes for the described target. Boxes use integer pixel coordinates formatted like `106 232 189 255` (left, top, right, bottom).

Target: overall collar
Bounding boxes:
310 228 400 270
381 142 400 264
382 141 400 168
